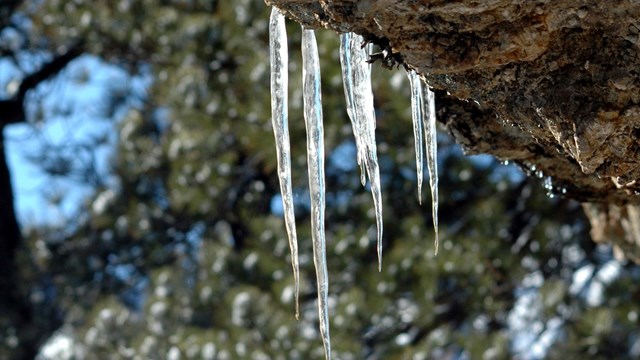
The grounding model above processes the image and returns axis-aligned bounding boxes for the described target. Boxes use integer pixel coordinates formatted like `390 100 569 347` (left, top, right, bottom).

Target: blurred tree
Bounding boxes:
0 6 86 357
1 1 640 360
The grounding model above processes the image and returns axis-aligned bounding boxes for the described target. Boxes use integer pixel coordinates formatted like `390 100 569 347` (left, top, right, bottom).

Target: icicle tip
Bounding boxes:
295 285 300 320
434 236 439 256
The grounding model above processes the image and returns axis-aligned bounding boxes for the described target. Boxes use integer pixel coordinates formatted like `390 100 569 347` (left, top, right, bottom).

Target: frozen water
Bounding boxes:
269 13 441 357
269 8 300 319
406 69 439 254
301 27 331 360
339 32 384 271
421 80 439 255
407 70 424 204
339 33 366 185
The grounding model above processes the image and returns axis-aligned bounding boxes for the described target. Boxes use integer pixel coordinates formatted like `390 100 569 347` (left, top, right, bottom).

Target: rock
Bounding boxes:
583 203 640 263
266 0 640 259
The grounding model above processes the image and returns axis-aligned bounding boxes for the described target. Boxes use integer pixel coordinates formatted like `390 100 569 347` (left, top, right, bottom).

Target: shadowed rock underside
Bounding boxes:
266 0 640 260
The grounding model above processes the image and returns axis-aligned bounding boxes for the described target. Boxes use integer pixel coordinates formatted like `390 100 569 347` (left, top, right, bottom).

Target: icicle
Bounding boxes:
407 70 424 204
421 80 439 255
339 33 366 186
269 8 300 319
339 33 384 271
301 27 331 360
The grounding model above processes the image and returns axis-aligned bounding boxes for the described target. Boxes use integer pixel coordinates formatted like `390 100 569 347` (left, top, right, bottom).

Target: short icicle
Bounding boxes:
421 80 439 255
339 33 366 186
301 27 331 360
407 70 424 204
339 32 384 272
269 8 300 319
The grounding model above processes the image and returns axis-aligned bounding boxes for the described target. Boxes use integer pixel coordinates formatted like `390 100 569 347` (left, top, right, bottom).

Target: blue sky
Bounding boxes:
2 55 150 226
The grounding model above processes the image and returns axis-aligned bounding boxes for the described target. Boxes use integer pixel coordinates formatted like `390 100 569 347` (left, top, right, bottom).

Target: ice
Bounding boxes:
339 32 384 271
421 80 439 255
407 70 424 204
301 27 331 360
269 8 300 319
339 33 366 185
269 16 438 356
407 69 439 254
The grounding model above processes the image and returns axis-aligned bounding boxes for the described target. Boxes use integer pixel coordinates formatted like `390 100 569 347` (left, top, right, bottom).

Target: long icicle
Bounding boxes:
358 39 383 272
301 27 331 360
340 33 383 272
407 70 424 204
421 79 439 255
269 8 300 319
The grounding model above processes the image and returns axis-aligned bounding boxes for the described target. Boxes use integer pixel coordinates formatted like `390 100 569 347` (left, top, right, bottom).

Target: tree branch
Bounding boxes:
0 40 84 358
0 41 85 126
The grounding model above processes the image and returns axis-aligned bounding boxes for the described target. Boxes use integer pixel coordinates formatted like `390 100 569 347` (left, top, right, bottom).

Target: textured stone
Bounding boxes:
583 203 640 263
266 0 640 257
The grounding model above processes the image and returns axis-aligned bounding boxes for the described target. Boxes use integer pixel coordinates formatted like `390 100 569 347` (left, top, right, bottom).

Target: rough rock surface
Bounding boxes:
266 0 640 259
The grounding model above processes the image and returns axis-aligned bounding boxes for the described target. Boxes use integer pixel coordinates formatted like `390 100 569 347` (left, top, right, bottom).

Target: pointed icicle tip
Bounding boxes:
420 80 439 257
340 32 384 273
302 26 331 360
